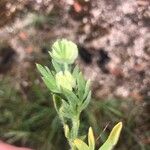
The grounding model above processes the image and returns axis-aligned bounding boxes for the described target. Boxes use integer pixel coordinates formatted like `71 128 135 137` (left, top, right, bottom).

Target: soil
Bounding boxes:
0 0 149 100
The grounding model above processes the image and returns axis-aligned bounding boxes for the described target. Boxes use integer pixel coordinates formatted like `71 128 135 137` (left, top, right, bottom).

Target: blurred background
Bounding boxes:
0 0 149 150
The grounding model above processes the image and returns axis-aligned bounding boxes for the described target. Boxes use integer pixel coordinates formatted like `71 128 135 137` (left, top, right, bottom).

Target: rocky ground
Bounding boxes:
0 0 149 100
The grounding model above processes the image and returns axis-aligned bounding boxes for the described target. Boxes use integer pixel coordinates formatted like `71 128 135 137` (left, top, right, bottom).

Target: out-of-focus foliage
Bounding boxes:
0 75 65 150
0 73 149 150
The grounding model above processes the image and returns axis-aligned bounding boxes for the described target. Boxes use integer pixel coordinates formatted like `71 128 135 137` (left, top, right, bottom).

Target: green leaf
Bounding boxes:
72 65 80 79
44 66 52 75
53 94 62 113
80 91 91 112
59 99 75 119
36 63 59 92
74 139 90 150
51 58 62 72
63 88 80 110
60 107 74 119
42 77 58 93
36 63 48 76
77 72 86 99
36 64 54 80
107 106 123 117
61 99 70 109
62 99 74 115
88 127 95 150
99 122 123 150
83 80 90 100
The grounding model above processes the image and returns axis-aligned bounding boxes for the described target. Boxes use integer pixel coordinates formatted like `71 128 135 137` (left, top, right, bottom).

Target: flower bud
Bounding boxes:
50 39 78 64
56 70 76 91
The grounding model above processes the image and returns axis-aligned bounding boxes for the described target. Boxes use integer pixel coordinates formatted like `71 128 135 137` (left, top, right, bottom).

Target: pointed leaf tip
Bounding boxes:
108 122 123 145
88 127 95 150
99 122 123 150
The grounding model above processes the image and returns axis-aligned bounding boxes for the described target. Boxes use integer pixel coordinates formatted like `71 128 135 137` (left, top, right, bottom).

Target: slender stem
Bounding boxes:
72 117 80 139
64 63 68 71
69 115 80 150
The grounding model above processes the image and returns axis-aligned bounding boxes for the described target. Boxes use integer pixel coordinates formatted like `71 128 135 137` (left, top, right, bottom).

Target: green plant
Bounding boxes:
74 122 122 150
0 75 63 150
36 39 122 150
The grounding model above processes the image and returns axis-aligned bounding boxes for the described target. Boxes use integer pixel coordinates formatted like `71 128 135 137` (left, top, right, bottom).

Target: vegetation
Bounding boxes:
0 75 149 150
0 1 149 150
36 39 123 150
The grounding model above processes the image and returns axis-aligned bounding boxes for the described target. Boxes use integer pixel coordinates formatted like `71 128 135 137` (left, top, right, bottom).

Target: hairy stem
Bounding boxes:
69 115 80 150
72 117 80 139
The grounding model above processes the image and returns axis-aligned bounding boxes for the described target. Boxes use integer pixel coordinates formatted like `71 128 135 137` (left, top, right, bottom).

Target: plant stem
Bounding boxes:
69 115 80 150
72 116 80 139
64 63 68 71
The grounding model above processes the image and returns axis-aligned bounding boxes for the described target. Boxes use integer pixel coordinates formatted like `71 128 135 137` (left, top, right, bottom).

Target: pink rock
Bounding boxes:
0 141 32 150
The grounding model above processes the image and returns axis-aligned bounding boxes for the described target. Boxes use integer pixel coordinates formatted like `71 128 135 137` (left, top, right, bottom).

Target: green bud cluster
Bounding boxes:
50 39 78 64
55 70 76 91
